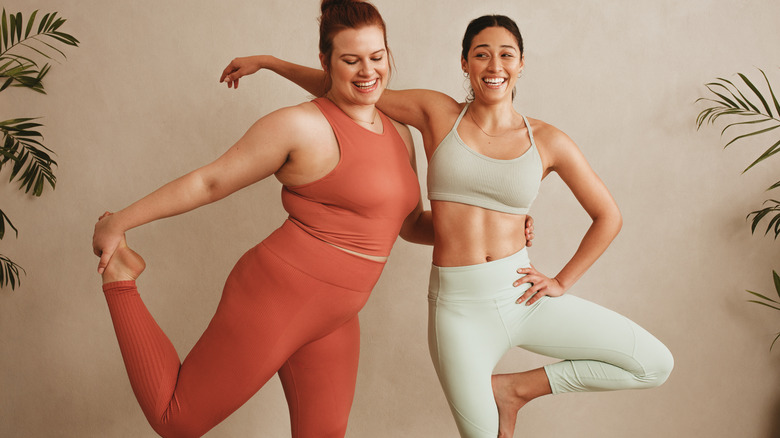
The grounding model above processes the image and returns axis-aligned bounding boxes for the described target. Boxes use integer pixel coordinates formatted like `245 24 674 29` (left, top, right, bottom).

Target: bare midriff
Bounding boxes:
432 200 527 267
326 243 389 263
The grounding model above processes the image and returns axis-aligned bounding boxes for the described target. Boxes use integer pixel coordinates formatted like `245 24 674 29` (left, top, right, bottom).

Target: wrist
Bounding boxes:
257 55 277 72
553 276 571 292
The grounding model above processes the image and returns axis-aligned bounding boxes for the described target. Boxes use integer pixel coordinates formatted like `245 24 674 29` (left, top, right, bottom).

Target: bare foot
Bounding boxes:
102 237 146 284
492 369 552 438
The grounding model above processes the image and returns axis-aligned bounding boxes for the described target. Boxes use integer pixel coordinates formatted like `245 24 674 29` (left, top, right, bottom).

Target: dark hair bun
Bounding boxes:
321 0 359 14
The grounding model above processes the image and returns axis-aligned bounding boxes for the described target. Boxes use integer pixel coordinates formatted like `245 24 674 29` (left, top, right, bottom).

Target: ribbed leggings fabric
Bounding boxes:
428 248 674 437
102 220 385 438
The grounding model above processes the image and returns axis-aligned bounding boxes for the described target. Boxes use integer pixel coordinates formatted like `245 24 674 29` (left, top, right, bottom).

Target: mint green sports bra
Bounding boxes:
427 104 543 215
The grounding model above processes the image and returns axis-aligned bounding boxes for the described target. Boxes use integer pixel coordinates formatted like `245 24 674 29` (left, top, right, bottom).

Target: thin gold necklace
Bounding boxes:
351 110 378 125
326 94 378 124
468 109 517 137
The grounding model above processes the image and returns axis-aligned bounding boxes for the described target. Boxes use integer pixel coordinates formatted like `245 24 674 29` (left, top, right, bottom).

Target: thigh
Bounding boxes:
429 298 509 437
510 294 661 374
278 316 361 438
172 243 366 429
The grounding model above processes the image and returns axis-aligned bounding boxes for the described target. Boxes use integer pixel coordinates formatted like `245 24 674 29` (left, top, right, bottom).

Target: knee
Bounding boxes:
149 418 210 438
642 343 674 388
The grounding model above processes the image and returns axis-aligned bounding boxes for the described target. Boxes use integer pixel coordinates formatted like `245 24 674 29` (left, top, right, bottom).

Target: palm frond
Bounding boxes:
0 207 18 239
745 271 780 350
747 199 780 238
0 253 25 290
696 69 780 173
0 9 78 92
0 118 56 196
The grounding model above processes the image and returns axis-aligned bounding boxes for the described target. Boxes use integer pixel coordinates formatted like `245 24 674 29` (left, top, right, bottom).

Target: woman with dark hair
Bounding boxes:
223 12 673 438
92 1 433 437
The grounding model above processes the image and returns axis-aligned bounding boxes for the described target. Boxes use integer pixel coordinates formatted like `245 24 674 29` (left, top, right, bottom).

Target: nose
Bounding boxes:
359 60 375 76
487 56 501 72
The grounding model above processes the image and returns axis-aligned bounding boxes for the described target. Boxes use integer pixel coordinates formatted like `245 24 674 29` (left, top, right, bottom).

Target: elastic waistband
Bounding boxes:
262 219 386 293
429 248 531 301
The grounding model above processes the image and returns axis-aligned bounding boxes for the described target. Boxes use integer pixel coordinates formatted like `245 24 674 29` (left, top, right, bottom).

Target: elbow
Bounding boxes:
613 209 623 236
191 171 225 205
592 204 622 238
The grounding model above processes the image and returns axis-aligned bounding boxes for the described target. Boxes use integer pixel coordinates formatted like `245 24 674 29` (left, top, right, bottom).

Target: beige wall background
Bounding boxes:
2 0 779 437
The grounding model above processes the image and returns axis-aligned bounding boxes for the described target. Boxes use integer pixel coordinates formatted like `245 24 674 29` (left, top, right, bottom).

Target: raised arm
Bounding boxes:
515 123 622 305
92 106 310 273
219 56 460 148
221 55 329 97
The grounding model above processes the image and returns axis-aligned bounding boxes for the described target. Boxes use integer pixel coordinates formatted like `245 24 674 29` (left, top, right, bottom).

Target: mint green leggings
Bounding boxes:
428 248 674 437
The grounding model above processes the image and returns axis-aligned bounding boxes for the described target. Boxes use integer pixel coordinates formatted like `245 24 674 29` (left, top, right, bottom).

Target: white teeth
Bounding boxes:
483 78 505 85
354 79 377 89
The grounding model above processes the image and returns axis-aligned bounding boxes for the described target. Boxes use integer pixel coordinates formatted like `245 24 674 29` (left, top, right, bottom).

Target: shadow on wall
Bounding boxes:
772 361 780 438
773 392 780 438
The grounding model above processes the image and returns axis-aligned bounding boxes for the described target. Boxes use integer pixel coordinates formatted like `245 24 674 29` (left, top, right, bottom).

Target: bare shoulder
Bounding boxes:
251 101 330 143
526 117 575 149
525 117 583 172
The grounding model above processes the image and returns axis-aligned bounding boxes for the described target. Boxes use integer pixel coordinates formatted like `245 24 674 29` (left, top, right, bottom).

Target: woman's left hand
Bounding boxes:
220 55 269 89
513 265 565 305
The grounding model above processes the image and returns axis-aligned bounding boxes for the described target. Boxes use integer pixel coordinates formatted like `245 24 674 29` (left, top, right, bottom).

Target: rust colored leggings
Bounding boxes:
102 220 385 438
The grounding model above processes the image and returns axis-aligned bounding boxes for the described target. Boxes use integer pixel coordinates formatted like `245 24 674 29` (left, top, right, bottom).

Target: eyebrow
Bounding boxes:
472 44 517 51
339 49 387 57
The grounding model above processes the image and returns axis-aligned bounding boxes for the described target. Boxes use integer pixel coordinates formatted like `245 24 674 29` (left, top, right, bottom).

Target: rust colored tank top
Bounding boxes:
281 97 420 257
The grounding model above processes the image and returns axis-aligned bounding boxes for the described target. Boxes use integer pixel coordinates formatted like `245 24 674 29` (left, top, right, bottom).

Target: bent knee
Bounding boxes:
150 418 211 438
639 344 674 388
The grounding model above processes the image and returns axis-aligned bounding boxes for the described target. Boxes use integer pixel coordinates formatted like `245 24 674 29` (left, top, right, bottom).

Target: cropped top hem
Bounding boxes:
427 193 530 215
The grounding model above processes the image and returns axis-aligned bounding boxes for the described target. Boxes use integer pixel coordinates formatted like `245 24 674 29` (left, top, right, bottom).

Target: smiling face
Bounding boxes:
321 25 389 107
462 26 524 104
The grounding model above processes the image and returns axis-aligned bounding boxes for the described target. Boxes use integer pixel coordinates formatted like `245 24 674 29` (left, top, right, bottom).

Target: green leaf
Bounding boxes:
769 180 780 191
740 73 773 117
771 333 780 351
705 84 741 110
747 299 780 312
746 289 779 304
0 208 17 239
723 124 780 149
773 271 780 297
24 10 36 39
37 39 67 59
767 214 780 238
8 11 15 46
2 9 8 53
0 118 57 195
43 12 56 33
743 138 780 173
0 76 12 91
14 12 22 44
0 253 26 290
715 77 759 113
720 117 775 136
37 13 50 34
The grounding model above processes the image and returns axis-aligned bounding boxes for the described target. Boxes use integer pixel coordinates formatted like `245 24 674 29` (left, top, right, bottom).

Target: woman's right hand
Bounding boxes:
220 55 268 89
93 212 124 274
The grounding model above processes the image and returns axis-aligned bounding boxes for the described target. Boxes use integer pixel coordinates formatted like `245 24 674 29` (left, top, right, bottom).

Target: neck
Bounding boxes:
325 91 378 124
468 99 520 130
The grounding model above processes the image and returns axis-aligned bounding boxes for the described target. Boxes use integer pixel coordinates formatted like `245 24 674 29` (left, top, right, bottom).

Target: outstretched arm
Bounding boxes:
515 124 622 305
219 56 459 139
92 106 306 274
221 55 329 96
